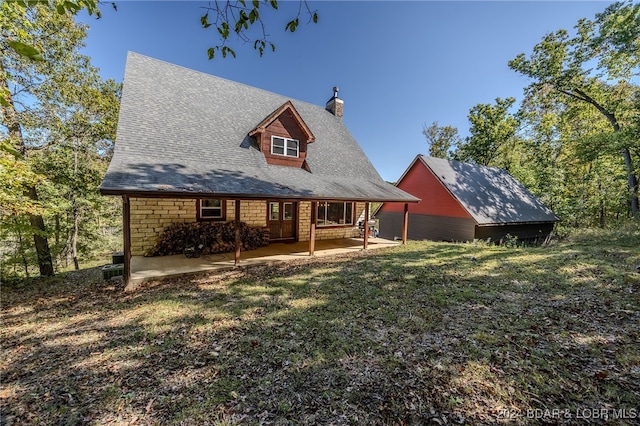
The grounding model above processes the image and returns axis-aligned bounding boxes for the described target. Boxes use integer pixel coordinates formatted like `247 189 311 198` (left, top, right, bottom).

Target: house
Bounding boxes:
376 155 559 243
100 52 419 285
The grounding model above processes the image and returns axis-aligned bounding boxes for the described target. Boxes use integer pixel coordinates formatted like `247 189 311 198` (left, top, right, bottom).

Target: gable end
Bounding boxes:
378 156 472 219
249 101 315 169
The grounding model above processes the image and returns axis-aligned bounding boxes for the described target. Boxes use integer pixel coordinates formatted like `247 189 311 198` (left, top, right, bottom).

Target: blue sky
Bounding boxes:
78 1 611 182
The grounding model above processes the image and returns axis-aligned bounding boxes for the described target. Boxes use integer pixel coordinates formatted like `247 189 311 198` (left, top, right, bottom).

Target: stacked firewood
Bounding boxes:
146 221 270 257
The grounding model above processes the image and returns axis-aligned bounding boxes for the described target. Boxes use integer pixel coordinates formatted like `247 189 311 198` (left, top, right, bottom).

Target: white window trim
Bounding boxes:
200 199 224 219
316 201 354 227
271 136 299 158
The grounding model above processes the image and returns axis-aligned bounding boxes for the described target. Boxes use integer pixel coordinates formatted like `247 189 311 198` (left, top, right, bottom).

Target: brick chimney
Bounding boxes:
325 86 344 118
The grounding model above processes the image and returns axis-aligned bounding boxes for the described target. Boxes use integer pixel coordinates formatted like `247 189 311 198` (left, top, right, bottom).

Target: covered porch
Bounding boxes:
120 196 412 291
127 237 400 289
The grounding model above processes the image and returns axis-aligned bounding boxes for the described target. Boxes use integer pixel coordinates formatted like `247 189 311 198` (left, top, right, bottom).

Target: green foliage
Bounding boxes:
454 97 519 166
2 0 103 63
508 0 639 218
0 147 46 217
0 216 38 278
6 39 43 61
591 1 640 79
439 2 639 227
201 0 318 59
1 1 121 278
422 121 460 159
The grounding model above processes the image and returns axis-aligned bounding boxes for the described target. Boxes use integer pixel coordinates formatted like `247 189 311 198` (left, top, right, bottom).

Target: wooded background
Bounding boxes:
1 1 638 279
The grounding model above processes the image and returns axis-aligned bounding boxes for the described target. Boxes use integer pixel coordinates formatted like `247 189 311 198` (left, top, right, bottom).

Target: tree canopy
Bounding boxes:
508 0 639 217
454 97 519 167
1 1 120 278
422 122 460 159
424 1 639 226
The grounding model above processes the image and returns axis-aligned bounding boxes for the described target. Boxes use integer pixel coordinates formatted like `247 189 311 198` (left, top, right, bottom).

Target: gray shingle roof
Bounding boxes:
420 156 559 224
100 52 419 203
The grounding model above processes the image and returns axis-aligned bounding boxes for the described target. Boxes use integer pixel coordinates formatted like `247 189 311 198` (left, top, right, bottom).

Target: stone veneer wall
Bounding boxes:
130 198 195 256
129 198 267 256
129 198 364 255
226 200 268 227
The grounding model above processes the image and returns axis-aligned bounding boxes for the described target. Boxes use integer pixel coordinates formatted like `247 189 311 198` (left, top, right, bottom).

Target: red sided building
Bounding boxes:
376 156 559 243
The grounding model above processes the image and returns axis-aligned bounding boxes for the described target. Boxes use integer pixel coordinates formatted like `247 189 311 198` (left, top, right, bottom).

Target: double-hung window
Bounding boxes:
271 136 299 158
317 201 354 227
198 199 225 220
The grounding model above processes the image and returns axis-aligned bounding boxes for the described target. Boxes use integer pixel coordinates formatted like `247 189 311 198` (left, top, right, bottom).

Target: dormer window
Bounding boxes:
271 136 299 158
249 101 315 169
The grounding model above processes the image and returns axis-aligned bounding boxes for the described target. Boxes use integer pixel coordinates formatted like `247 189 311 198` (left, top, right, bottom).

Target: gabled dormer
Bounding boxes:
249 101 315 170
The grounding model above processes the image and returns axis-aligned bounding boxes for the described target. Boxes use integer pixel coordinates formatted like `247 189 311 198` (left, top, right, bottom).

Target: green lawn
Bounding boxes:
2 227 639 425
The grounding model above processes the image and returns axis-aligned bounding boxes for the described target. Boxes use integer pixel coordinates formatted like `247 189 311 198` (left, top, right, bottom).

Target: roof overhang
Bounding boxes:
476 219 560 227
100 187 420 203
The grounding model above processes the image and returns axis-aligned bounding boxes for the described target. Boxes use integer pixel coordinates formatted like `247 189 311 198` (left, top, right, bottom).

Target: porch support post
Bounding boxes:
122 195 132 290
363 202 369 250
309 201 316 256
234 200 241 266
402 203 409 245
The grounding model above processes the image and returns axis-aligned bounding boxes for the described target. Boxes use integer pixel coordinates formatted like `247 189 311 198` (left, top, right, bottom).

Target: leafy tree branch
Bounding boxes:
200 0 318 59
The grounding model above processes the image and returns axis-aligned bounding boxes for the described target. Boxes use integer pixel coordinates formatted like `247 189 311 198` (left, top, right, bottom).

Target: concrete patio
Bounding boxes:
130 237 400 286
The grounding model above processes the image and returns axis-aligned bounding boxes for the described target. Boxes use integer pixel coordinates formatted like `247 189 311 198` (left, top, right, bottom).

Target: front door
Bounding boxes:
268 201 296 241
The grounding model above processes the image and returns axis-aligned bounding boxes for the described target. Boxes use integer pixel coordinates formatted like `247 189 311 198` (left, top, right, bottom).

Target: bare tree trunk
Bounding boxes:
27 187 54 276
71 140 80 270
598 179 605 228
621 146 639 218
72 203 80 270
55 214 60 247
1 68 54 276
64 242 70 268
14 218 29 277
